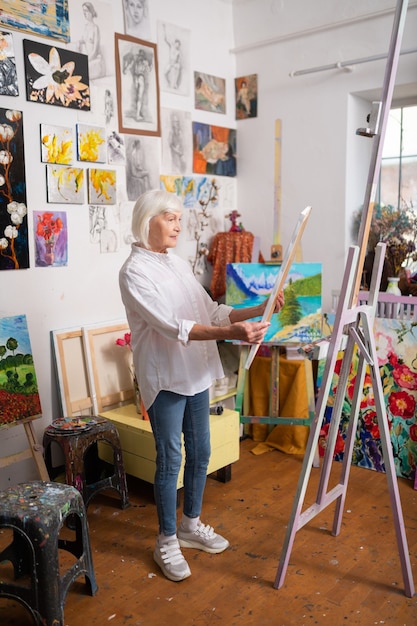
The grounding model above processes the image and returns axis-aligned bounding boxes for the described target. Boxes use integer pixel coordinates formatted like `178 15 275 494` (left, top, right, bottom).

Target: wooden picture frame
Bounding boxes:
115 33 160 137
52 320 133 417
82 321 133 414
51 327 93 417
245 206 312 369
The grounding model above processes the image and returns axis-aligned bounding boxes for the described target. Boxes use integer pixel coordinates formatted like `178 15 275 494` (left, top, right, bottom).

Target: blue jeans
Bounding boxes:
147 389 211 536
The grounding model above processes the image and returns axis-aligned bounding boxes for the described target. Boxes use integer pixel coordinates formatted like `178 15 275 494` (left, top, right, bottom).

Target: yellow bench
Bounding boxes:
99 405 240 489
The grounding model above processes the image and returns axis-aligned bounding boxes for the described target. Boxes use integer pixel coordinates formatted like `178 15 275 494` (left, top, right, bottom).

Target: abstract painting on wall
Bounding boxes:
34 210 68 267
194 72 226 114
235 74 257 119
46 165 85 204
0 1 70 42
77 123 106 162
226 262 323 344
40 123 74 164
0 108 29 271
0 31 18 96
88 169 117 204
192 122 236 177
0 314 42 429
23 39 90 110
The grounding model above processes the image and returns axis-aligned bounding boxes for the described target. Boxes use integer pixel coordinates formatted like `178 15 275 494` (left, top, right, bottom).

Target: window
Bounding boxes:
378 105 417 210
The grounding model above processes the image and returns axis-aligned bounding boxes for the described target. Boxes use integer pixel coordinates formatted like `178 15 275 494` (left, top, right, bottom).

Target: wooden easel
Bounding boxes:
0 420 49 481
274 244 414 596
235 344 315 428
274 0 414 597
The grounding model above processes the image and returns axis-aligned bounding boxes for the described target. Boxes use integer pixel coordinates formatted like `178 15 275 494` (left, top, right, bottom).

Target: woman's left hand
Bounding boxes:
262 290 285 315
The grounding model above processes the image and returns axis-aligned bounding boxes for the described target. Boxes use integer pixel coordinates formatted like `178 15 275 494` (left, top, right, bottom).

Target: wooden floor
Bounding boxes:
1 437 417 626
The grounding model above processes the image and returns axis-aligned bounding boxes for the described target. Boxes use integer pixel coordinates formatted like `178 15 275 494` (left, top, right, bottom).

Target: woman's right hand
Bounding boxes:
229 320 270 344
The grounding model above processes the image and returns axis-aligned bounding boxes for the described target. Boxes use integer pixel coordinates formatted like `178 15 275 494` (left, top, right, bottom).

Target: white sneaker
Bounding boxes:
153 537 191 582
178 522 229 554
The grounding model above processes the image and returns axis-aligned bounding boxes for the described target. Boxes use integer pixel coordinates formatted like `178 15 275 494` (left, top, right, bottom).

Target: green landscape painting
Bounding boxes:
0 314 41 428
226 262 323 344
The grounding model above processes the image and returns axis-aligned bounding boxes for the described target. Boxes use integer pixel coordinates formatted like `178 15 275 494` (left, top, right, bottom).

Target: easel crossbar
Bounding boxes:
298 483 345 529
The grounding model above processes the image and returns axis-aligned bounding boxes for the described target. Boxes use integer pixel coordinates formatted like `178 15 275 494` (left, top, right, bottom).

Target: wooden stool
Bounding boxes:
0 481 98 626
43 416 129 511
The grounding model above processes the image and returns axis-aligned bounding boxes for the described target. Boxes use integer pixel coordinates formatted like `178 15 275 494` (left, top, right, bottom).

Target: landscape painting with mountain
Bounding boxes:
226 262 322 343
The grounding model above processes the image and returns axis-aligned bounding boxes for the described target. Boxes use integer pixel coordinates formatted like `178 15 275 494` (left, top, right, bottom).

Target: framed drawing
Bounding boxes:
115 33 160 136
23 39 90 110
51 327 93 417
0 314 42 428
0 1 70 42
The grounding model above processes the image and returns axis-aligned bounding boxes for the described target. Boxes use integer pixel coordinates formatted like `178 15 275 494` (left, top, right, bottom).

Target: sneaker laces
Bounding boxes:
159 542 185 566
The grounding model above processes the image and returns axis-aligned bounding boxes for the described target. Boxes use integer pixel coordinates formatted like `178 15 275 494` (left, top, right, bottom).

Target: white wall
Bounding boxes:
232 0 417 309
1 0 416 487
0 0 236 488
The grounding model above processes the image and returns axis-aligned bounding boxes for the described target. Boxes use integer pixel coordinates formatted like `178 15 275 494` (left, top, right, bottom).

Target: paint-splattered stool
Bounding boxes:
43 416 129 511
0 481 98 626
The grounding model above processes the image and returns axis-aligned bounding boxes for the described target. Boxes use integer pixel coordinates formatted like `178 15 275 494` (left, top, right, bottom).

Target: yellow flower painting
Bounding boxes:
46 165 85 204
41 124 73 164
77 124 106 163
88 169 117 205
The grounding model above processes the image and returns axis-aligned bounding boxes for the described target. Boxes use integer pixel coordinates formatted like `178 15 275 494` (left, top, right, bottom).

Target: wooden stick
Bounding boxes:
244 206 312 370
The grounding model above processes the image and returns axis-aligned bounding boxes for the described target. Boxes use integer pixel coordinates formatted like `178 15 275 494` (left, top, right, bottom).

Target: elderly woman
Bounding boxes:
119 189 284 582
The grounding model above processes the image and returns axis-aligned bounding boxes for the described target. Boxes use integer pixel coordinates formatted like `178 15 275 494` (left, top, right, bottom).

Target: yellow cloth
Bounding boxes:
248 355 310 455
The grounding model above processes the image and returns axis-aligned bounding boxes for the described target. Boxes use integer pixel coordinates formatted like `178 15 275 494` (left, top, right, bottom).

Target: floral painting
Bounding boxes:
46 164 85 204
192 122 236 177
77 124 106 162
41 123 73 164
194 72 225 114
0 31 18 96
23 39 90 110
0 108 28 271
226 262 323 343
34 210 68 267
322 318 417 482
0 314 42 428
88 168 116 205
235 74 257 119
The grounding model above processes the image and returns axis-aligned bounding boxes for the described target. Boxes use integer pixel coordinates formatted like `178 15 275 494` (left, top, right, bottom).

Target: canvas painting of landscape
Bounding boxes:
226 262 323 344
0 314 41 428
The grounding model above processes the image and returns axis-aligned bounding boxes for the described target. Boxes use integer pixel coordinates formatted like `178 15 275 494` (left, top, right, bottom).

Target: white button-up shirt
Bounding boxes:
119 244 233 409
